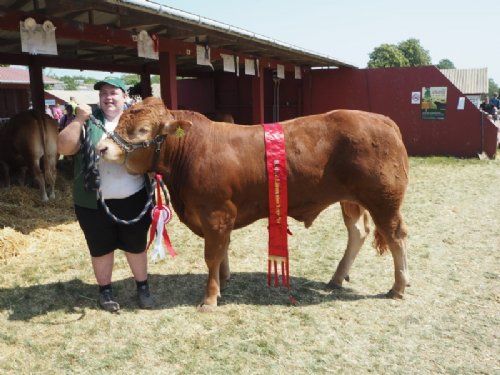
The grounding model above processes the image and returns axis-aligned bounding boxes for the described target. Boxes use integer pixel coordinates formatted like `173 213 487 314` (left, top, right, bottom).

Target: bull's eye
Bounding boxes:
138 127 148 135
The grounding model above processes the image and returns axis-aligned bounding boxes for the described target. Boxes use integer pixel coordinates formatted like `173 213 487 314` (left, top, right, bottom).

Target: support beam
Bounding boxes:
140 70 152 99
159 51 177 109
252 65 264 124
301 67 312 116
28 56 44 113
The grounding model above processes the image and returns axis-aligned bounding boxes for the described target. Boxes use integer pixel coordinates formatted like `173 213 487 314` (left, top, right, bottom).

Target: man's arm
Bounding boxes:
57 104 92 156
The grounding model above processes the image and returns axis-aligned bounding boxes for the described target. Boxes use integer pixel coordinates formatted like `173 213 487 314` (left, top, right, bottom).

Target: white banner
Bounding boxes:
196 45 213 69
220 53 235 73
20 19 57 55
137 30 159 60
245 58 255 76
294 66 302 79
277 64 285 79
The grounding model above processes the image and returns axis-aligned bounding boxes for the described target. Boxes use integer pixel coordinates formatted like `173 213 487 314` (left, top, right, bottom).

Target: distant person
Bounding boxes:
59 104 75 131
480 97 496 119
45 105 53 118
51 105 63 121
69 96 78 114
489 92 500 110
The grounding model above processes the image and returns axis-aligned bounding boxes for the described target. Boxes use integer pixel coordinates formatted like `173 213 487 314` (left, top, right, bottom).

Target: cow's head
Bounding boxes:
96 97 191 174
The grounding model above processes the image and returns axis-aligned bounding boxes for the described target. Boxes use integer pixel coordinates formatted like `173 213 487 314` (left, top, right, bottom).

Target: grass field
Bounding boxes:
0 156 498 374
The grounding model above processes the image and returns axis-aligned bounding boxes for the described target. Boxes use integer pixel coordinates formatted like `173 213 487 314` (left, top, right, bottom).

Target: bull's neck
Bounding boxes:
155 133 192 216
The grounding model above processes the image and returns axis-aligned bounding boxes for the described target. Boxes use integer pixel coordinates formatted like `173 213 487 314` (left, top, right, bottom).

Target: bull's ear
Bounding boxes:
160 119 192 137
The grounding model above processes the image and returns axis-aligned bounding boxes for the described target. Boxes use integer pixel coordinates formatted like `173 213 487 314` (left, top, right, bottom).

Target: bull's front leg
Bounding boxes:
198 205 236 312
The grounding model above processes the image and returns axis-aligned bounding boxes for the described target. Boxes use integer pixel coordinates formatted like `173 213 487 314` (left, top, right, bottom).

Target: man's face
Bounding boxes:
99 84 125 115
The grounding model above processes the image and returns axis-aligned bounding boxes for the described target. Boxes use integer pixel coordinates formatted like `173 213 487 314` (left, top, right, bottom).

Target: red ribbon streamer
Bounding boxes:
263 123 289 288
146 174 176 258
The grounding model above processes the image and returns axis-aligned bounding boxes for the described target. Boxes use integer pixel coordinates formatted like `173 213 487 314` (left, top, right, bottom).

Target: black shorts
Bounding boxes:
75 188 152 257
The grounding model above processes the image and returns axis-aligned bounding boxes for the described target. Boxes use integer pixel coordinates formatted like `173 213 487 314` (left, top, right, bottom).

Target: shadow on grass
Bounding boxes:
0 272 389 321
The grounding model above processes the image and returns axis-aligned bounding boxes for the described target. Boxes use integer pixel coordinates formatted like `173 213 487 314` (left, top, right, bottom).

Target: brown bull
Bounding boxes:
0 110 58 202
97 97 410 310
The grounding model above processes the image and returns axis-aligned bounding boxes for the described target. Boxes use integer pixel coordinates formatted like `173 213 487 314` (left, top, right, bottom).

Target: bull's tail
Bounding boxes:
31 110 49 173
372 227 390 255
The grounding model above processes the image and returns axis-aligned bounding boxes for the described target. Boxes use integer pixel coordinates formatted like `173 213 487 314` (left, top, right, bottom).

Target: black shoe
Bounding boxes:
98 289 120 312
137 284 154 309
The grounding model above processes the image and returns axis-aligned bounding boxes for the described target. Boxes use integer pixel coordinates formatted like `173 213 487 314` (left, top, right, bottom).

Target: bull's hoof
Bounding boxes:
197 303 217 313
386 289 404 299
326 280 343 290
219 278 230 291
344 274 350 282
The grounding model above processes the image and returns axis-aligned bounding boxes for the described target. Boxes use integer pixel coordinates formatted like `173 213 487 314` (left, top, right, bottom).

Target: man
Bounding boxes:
489 92 500 110
57 77 153 312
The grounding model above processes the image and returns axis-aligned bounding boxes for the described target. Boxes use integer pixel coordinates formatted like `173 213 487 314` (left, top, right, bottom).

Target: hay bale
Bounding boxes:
0 227 25 261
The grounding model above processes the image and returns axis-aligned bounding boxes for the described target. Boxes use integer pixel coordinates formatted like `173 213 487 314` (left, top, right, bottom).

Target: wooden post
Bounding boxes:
159 51 177 109
28 56 44 113
301 67 312 116
140 70 152 99
252 65 264 124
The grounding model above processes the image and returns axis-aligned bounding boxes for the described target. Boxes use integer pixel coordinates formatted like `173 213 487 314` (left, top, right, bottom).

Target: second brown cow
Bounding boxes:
97 97 410 310
0 110 58 202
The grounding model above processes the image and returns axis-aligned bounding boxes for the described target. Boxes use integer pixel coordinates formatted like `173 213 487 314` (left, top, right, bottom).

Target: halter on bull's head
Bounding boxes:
96 97 191 174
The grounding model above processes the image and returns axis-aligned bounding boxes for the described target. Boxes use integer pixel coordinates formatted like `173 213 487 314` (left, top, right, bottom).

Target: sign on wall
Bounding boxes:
411 91 421 104
421 86 447 120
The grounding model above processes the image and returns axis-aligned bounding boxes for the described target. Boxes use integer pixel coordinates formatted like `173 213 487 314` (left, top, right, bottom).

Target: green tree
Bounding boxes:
397 38 431 67
488 78 499 97
436 59 455 69
367 44 409 68
120 74 140 86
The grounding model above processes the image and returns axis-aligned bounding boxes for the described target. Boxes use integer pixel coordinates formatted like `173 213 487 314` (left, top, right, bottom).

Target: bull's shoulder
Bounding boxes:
171 110 211 125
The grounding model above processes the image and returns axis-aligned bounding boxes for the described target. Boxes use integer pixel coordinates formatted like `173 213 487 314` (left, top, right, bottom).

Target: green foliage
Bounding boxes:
488 78 499 97
46 75 97 90
437 59 455 69
120 74 140 86
151 75 160 84
367 38 432 68
367 43 409 68
397 38 431 66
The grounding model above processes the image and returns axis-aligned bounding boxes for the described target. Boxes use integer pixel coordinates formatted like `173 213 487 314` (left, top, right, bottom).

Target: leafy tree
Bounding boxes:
151 75 160 84
397 38 431 67
120 74 140 86
437 59 455 69
488 78 499 97
367 44 409 68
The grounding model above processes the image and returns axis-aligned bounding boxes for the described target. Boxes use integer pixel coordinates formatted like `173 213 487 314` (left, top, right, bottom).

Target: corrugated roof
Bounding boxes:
439 68 488 94
0 67 61 84
46 90 99 105
112 0 357 69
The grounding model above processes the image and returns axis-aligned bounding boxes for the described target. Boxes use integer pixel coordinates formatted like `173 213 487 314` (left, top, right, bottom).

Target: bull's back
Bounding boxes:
282 110 408 221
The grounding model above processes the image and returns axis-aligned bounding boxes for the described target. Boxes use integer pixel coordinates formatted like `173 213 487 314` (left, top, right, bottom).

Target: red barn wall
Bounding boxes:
0 84 30 118
306 66 497 158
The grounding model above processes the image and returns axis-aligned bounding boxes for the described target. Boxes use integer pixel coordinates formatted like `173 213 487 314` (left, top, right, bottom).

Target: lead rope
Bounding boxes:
81 118 154 225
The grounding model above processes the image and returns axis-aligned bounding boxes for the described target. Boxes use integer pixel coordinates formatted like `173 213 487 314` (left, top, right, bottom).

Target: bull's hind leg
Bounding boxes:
372 211 409 299
31 158 48 202
44 156 57 199
327 201 370 289
0 161 10 187
219 244 231 290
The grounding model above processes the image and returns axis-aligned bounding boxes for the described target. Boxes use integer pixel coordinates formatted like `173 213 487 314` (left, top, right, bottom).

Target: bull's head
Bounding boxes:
96 97 191 174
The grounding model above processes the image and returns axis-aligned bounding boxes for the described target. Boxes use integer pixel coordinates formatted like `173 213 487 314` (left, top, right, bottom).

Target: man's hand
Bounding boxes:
75 104 92 123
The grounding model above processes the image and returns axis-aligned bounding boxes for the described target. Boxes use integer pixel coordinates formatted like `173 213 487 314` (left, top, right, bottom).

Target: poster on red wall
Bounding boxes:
421 86 447 120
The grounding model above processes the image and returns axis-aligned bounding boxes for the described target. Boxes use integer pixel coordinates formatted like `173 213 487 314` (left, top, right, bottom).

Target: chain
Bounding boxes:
80 116 158 225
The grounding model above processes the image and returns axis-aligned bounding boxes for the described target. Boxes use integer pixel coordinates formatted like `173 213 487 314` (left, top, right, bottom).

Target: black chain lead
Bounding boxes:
80 117 155 225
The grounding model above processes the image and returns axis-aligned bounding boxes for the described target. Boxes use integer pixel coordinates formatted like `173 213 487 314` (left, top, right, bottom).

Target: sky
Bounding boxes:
47 0 500 85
